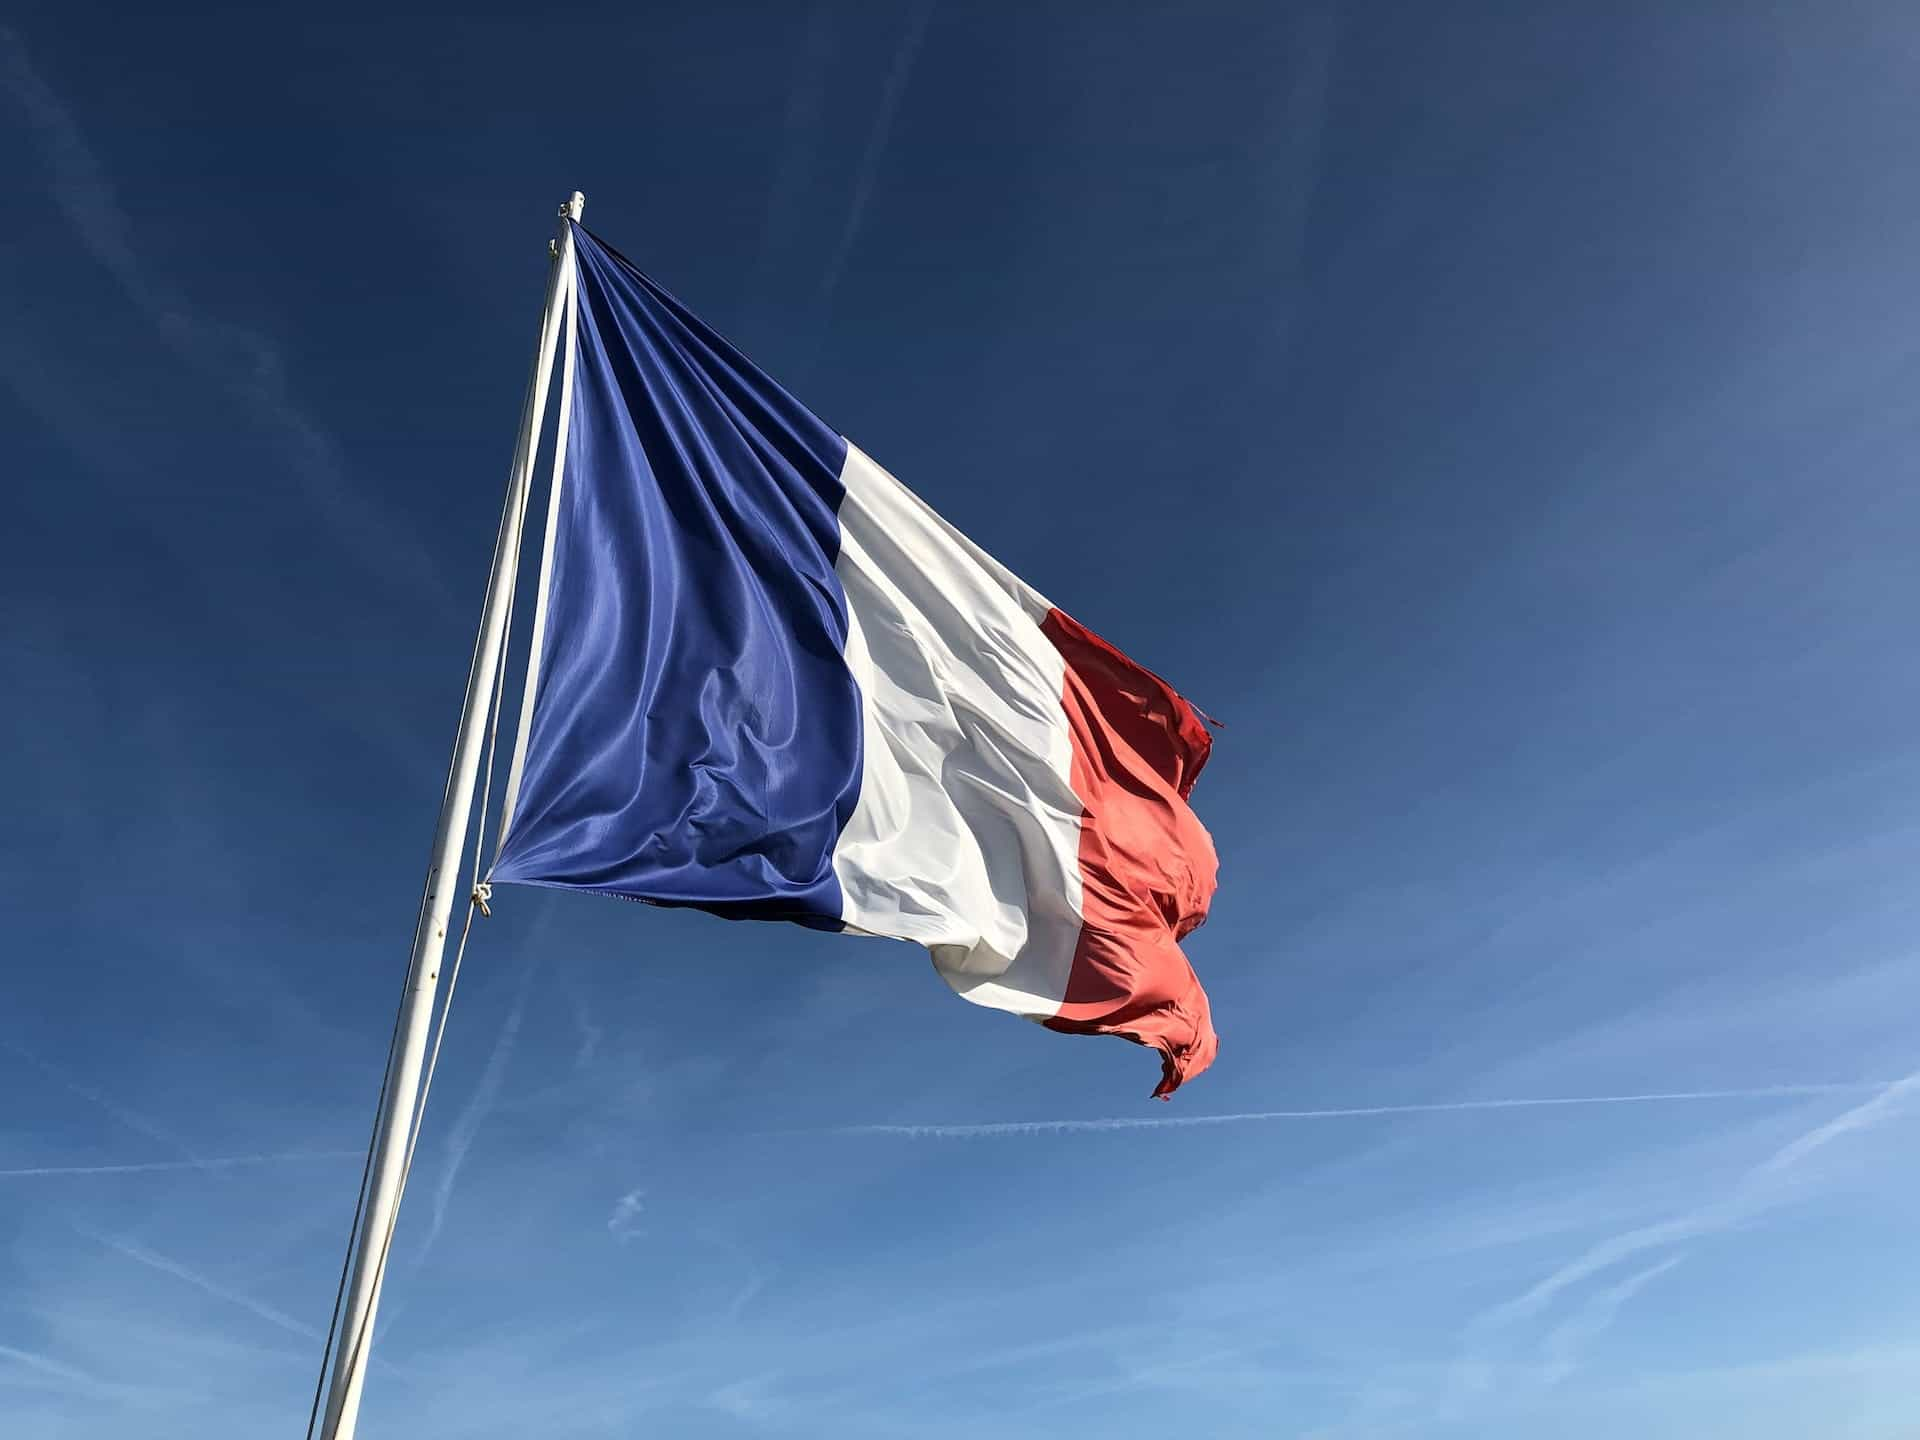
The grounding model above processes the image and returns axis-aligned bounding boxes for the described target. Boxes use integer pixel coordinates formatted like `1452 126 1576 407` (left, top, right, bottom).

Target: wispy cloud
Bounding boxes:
0 24 457 621
0 29 136 278
830 1083 1884 1138
0 1341 114 1394
84 1229 411 1386
1478 1073 1920 1337
607 1188 646 1243
562 972 602 1073
1 1039 205 1165
748 1 834 322
86 1230 322 1342
816 0 935 312
1539 1254 1685 1385
1356 1070 1920 1436
1750 1072 1920 1178
706 1369 781 1421
417 947 539 1265
0 1149 355 1179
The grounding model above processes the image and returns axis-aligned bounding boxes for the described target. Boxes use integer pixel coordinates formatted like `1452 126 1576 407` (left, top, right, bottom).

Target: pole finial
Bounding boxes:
563 191 585 222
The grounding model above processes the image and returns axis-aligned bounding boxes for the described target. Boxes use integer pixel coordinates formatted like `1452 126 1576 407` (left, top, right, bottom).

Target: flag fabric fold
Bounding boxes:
494 225 1220 1094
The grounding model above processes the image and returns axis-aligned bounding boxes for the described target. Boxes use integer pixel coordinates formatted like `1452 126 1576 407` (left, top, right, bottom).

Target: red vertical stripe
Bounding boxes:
1039 609 1219 1097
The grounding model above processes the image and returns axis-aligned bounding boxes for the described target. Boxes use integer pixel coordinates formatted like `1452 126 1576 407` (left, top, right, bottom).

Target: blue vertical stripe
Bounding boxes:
493 226 861 925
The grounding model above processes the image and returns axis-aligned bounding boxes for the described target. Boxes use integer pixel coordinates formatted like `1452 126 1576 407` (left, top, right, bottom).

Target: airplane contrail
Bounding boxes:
834 1083 1888 1138
0 1149 356 1178
89 1230 326 1342
817 0 935 311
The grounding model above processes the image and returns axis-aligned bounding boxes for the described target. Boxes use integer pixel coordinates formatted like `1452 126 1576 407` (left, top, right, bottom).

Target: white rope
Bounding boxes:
496 243 579 851
301 416 537 1438
301 542 522 1434
321 890 487 1400
316 250 561 1402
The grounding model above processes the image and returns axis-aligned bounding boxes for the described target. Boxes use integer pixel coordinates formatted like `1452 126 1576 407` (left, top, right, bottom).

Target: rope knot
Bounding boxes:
471 881 493 918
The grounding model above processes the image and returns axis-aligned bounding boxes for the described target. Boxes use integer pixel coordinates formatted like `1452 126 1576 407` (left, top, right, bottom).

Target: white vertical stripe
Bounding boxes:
495 243 579 854
831 444 1083 1018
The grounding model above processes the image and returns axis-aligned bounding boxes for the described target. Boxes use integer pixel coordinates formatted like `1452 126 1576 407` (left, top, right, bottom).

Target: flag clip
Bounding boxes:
471 881 493 918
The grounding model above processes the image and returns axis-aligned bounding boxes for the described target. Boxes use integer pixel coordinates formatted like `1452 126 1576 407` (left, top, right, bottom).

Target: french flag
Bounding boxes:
493 226 1220 1095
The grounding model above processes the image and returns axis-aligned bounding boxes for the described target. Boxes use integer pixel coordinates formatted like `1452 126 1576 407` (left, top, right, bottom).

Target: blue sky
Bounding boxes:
7 2 1920 1436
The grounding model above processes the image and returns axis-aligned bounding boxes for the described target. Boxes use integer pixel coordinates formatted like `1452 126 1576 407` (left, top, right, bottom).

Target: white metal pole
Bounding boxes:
316 191 585 1440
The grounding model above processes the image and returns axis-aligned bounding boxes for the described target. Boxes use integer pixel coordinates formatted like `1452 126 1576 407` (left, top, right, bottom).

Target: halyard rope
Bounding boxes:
303 397 536 1439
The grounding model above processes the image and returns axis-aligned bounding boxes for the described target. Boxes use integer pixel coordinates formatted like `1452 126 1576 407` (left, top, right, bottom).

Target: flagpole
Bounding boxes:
314 191 584 1440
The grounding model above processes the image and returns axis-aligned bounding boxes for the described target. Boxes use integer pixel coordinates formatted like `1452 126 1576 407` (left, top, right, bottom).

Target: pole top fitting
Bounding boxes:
562 191 586 222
